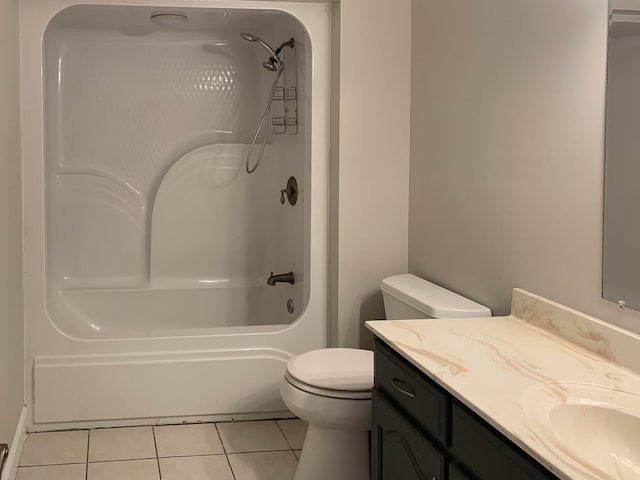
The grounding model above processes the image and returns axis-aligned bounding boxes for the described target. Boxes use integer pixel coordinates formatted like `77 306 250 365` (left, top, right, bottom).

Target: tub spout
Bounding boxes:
267 272 295 286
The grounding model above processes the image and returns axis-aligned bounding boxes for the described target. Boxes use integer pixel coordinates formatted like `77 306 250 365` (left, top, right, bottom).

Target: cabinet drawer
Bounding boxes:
372 390 446 480
374 340 449 444
452 403 557 480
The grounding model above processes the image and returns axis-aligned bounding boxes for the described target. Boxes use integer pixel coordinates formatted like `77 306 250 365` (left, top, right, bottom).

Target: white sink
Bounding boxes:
522 382 640 480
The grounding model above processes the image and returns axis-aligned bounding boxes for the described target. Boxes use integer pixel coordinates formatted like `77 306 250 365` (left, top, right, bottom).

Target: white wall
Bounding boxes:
0 0 24 450
409 0 640 334
334 0 411 348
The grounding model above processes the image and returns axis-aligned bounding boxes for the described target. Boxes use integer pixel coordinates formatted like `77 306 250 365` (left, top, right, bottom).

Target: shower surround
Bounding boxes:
20 0 329 429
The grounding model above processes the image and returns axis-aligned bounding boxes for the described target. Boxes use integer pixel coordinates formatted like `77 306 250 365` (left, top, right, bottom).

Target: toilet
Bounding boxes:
280 274 491 480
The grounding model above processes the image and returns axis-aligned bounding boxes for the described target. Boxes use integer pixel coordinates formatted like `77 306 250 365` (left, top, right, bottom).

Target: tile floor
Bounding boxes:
16 419 307 480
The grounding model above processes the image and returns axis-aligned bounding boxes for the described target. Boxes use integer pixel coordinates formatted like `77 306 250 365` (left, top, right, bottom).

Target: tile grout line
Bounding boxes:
140 453 230 459
17 462 88 468
83 457 157 464
274 420 291 449
85 430 90 480
151 426 162 480
274 419 299 458
213 423 237 480
222 448 295 456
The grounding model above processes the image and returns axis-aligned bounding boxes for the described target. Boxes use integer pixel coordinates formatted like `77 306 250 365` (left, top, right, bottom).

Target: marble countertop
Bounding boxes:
366 289 640 480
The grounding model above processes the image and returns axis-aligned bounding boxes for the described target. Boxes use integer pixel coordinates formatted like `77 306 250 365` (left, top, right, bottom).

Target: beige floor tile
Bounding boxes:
87 459 159 480
154 424 224 457
228 451 297 480
159 455 234 480
88 426 156 462
276 419 307 450
16 464 86 480
217 421 289 453
19 430 88 466
293 450 301 459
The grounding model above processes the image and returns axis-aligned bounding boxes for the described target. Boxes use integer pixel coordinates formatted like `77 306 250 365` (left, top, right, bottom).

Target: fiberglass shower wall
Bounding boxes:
43 6 309 336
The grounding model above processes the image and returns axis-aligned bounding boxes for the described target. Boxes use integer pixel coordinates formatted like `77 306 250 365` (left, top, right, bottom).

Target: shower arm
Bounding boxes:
274 38 295 56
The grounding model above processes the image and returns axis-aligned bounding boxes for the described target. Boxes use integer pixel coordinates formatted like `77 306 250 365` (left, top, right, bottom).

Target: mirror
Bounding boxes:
603 9 640 309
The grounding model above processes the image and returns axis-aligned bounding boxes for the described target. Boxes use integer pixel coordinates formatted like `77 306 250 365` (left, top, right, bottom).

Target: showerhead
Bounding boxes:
240 33 294 72
240 32 277 57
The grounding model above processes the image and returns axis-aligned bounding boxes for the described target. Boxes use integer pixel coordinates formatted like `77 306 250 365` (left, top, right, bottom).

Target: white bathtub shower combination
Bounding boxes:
21 0 329 429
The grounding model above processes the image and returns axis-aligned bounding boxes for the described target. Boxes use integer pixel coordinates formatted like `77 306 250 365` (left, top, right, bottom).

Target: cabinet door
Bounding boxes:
449 465 474 480
372 390 446 480
452 403 557 480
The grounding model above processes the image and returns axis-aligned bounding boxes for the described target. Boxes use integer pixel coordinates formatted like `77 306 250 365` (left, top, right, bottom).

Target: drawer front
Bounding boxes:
372 390 446 480
449 465 474 480
452 404 557 480
374 340 449 444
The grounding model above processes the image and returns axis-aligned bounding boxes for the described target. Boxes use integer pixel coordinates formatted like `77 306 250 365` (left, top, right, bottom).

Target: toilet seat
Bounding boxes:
285 372 372 400
285 348 373 400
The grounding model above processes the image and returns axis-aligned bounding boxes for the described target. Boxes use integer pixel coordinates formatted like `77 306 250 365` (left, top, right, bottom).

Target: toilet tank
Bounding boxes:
380 274 491 319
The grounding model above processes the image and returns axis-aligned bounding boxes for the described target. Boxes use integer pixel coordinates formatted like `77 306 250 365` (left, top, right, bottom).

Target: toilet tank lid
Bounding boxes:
380 274 491 318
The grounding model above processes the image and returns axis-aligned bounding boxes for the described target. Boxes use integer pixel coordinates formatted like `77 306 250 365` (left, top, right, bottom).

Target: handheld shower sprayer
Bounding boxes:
241 33 296 173
240 33 277 57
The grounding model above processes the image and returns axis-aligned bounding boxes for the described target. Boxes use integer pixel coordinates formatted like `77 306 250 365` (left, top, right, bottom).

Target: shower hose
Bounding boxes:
245 67 283 174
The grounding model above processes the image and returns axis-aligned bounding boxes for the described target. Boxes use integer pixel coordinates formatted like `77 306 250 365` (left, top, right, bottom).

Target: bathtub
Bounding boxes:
20 0 330 430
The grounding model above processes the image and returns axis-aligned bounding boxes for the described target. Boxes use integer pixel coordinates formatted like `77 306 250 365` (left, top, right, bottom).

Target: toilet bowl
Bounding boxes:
281 274 492 480
280 348 373 480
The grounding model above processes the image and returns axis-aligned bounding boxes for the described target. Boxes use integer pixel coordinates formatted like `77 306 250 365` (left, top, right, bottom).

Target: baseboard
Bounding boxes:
1 406 27 480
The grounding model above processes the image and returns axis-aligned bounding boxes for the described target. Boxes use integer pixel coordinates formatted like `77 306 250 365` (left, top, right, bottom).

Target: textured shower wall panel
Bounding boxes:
45 29 258 288
52 33 256 191
50 174 146 288
150 143 279 281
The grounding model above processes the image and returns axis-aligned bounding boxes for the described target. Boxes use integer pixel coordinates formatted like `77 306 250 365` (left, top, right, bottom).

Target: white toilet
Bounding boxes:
280 274 491 480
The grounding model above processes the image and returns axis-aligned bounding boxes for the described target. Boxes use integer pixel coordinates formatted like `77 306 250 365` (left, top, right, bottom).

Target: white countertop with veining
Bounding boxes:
366 289 640 480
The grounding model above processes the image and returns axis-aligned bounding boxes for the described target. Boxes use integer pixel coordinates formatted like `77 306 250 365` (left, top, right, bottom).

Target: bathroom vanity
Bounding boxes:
372 340 558 480
367 289 640 480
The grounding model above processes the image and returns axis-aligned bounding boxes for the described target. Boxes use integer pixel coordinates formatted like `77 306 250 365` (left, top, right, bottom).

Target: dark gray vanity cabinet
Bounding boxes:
372 390 446 480
449 465 473 480
371 340 560 480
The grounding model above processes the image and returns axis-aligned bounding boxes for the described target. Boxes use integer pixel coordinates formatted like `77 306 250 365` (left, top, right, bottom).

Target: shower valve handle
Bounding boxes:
280 177 298 206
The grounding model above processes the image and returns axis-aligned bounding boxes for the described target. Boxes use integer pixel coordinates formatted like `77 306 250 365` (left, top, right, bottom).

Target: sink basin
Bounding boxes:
522 382 640 480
